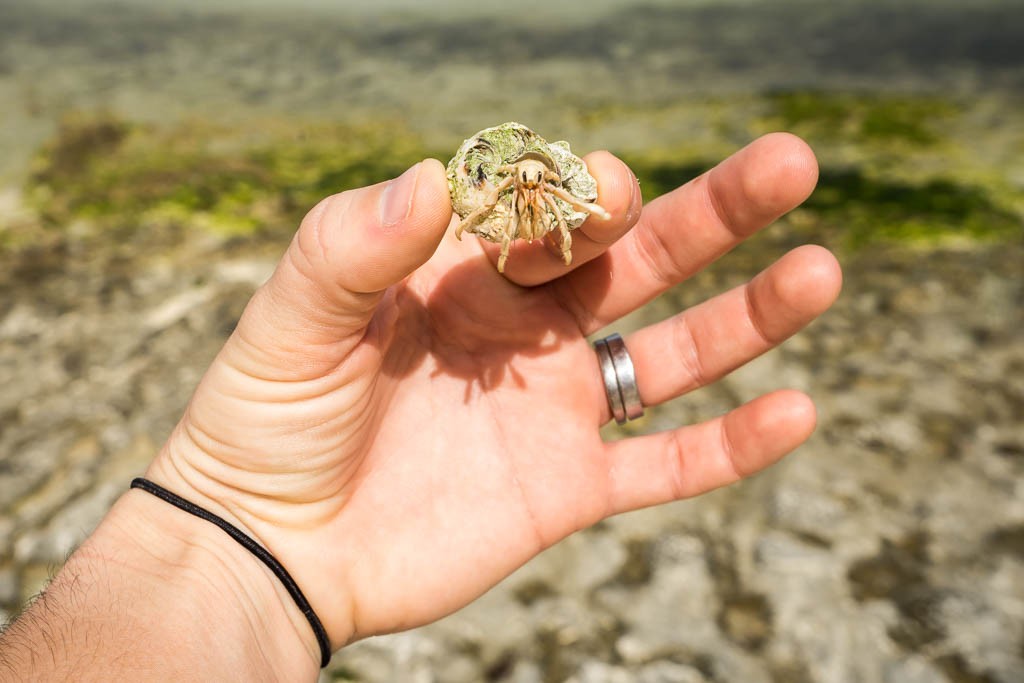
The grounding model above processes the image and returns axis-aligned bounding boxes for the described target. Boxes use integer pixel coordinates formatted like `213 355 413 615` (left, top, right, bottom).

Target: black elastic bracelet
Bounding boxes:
130 477 332 667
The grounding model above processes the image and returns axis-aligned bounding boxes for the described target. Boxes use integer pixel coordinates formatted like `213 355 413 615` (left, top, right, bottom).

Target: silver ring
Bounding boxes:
594 333 644 425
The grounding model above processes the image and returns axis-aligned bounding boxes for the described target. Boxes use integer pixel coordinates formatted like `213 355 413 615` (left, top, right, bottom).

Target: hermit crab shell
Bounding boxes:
446 122 599 242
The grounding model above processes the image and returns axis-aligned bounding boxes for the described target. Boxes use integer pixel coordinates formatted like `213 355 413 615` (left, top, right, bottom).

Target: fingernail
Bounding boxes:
379 162 421 228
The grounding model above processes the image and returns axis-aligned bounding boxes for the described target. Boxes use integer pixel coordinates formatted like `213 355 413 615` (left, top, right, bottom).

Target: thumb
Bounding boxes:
229 159 452 377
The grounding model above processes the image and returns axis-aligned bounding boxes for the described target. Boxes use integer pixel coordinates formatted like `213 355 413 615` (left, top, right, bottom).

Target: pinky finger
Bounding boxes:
603 390 816 516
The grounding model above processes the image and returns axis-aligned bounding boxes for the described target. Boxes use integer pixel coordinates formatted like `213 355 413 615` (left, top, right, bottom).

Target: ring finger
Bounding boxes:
597 245 841 423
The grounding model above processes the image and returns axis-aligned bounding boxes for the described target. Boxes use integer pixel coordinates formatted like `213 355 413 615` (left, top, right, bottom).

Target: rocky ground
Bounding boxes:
0 219 1020 682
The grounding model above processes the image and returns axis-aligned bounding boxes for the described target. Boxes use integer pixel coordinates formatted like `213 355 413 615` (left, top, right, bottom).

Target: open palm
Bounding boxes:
146 133 841 652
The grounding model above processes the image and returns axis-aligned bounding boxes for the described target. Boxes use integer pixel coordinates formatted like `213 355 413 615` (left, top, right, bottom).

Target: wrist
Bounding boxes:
145 430 356 649
92 489 322 680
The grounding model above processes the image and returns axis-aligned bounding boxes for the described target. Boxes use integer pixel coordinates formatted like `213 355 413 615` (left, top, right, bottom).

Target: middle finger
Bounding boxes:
553 133 819 336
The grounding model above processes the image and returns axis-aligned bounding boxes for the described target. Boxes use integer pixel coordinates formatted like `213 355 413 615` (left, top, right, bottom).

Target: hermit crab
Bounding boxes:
447 122 610 272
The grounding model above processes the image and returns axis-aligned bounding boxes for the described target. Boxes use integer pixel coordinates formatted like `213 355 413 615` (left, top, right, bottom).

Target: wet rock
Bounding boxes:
568 661 708 683
508 529 627 599
0 564 18 605
883 656 950 683
19 563 52 605
14 480 121 564
636 661 708 683
720 593 772 650
768 484 848 541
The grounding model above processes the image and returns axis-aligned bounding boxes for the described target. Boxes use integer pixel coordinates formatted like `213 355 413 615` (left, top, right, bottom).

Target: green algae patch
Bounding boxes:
24 114 433 243
759 91 960 148
620 153 1021 251
804 168 1022 249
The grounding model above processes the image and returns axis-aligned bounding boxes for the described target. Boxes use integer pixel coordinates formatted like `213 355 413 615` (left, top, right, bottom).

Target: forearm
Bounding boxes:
0 490 320 682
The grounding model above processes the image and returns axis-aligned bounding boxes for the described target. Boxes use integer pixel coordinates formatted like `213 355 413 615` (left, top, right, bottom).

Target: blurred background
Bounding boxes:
0 0 1021 681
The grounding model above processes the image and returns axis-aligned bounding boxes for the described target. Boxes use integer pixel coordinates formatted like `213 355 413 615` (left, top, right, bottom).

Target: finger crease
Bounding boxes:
667 431 688 500
743 282 774 347
673 313 709 390
703 171 736 238
551 278 598 336
719 417 743 480
307 198 331 264
630 220 679 288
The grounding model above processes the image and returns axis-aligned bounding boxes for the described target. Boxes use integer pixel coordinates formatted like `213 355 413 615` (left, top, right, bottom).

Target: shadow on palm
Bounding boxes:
379 250 610 405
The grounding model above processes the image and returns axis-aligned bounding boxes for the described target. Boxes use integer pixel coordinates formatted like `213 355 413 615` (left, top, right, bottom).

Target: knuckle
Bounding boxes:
719 417 743 480
296 191 353 271
631 221 680 288
743 282 775 346
670 314 708 390
703 171 735 236
667 431 688 500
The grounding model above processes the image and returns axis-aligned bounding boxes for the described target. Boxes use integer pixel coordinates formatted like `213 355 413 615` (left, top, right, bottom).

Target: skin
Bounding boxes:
0 133 841 681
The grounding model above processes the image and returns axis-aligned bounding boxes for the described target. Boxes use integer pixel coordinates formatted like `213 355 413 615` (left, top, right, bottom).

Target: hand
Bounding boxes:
144 132 841 660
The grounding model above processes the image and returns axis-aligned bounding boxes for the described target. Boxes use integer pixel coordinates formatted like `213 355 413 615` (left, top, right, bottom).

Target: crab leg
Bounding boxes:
544 184 612 221
544 194 573 265
521 193 536 242
539 199 553 241
530 192 549 241
455 175 514 240
498 192 522 273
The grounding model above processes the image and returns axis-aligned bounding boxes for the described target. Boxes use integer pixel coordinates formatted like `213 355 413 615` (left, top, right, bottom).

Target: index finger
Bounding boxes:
550 133 819 335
